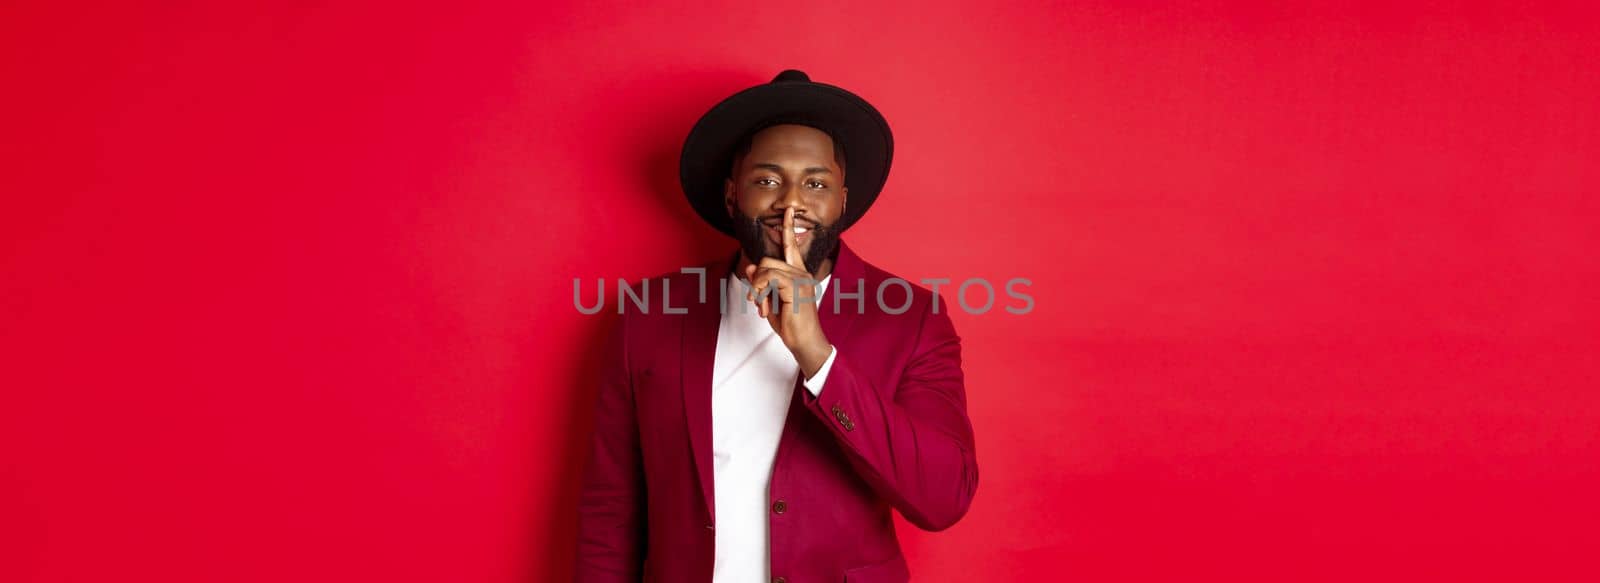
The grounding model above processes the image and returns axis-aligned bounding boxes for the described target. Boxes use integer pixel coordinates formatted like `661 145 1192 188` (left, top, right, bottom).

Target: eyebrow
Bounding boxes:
752 162 833 175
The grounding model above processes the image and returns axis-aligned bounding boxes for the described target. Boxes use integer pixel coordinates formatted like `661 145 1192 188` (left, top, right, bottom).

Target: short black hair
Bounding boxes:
729 119 847 178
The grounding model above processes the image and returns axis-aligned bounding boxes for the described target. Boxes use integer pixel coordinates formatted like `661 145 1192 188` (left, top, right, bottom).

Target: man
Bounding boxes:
576 70 978 583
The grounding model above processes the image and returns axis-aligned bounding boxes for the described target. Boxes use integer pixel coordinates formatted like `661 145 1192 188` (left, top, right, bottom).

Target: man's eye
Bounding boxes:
807 180 827 189
755 178 778 186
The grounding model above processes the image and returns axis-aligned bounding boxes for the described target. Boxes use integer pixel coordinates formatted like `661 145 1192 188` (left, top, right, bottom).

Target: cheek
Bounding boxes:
820 196 846 222
736 188 775 211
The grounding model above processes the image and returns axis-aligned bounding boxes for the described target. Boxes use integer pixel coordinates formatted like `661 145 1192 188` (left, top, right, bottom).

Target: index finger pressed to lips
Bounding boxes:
782 207 804 269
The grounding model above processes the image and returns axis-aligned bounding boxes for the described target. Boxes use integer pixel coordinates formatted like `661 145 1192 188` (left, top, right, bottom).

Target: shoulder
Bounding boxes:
831 254 956 327
831 254 964 365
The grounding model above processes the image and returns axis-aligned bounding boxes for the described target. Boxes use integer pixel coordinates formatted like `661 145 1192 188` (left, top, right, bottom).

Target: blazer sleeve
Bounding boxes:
574 315 647 582
800 305 979 531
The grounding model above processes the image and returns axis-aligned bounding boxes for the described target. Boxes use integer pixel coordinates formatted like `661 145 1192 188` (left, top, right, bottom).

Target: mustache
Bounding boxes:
755 214 826 230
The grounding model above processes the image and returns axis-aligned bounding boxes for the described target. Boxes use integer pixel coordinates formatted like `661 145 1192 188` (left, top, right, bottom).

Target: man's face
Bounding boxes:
724 124 848 274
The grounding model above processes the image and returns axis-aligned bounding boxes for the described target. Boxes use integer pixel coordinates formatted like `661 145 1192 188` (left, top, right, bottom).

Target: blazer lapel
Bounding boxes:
772 240 867 489
679 251 737 525
817 240 865 348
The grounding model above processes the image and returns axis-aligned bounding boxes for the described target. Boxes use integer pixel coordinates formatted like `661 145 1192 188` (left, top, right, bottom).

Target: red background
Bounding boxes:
4 2 1597 581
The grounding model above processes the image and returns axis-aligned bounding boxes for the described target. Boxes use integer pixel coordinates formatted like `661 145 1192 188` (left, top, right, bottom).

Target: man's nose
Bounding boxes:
775 182 807 211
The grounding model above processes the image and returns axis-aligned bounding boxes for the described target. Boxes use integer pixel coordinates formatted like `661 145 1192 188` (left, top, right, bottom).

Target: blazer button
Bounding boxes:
772 500 787 514
773 578 786 583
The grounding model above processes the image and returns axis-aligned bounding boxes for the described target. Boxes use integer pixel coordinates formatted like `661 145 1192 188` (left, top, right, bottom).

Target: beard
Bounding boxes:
731 207 841 275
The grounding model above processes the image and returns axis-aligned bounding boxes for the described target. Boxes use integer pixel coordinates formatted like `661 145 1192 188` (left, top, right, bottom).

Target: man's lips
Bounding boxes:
763 221 813 247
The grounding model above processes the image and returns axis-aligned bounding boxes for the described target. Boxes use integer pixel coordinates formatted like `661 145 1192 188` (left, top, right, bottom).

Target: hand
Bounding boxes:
745 207 833 377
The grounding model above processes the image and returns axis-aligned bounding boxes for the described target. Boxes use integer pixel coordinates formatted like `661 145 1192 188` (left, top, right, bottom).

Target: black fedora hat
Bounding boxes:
679 69 893 236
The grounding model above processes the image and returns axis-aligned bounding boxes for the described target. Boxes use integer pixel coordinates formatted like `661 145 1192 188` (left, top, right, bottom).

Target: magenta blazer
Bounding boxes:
576 242 979 583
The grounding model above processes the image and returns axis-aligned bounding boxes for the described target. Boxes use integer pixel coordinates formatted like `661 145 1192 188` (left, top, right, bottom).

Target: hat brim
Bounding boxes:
679 78 893 236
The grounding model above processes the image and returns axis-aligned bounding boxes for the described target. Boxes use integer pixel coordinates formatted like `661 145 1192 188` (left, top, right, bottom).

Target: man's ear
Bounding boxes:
723 178 736 216
840 186 848 215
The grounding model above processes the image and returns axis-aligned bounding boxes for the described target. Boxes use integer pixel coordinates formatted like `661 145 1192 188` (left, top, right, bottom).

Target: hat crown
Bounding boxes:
772 69 810 83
